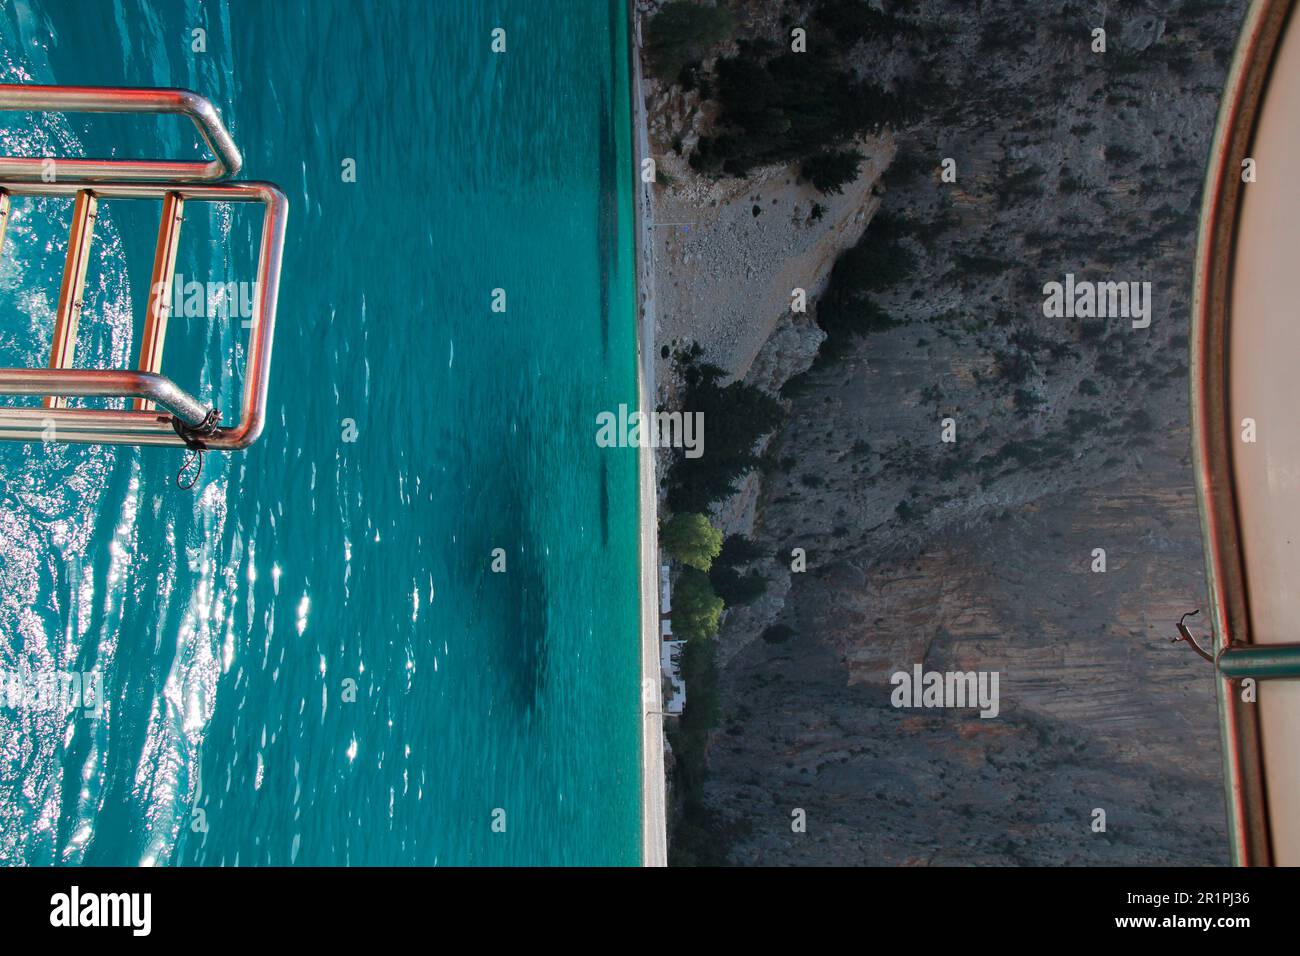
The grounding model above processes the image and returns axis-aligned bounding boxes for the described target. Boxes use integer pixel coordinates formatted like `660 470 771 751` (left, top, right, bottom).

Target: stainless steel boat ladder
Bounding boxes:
0 84 287 461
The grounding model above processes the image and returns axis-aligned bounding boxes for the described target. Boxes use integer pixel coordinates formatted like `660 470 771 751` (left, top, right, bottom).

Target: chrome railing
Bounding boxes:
0 84 286 450
0 84 242 182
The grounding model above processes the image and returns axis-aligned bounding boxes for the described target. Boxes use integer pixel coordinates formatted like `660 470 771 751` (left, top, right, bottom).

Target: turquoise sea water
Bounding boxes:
0 0 641 865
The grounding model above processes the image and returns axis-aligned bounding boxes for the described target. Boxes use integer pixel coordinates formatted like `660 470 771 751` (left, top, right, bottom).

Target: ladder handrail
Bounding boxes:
0 84 242 183
0 368 212 426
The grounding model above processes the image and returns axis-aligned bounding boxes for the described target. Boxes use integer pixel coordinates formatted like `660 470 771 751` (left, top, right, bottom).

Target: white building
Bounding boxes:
658 563 686 715
660 640 687 716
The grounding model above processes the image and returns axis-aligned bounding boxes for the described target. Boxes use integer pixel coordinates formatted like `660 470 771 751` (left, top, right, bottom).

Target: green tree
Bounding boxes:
833 231 917 294
809 221 916 359
801 148 864 194
673 568 724 641
645 1 734 81
707 533 767 605
661 512 724 571
690 45 903 177
813 0 909 50
665 354 786 513
709 565 767 605
717 533 765 565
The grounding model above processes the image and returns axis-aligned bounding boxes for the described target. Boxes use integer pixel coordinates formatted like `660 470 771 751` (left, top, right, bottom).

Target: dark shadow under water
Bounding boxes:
451 418 551 718
596 81 616 359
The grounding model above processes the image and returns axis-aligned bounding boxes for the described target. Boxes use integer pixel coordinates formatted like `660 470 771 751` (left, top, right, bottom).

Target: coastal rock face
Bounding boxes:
709 452 1226 865
744 310 826 395
650 137 893 382
1120 12 1167 53
656 0 1249 864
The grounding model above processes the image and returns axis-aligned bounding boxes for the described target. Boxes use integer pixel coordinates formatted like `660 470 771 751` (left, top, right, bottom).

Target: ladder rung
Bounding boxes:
0 176 286 451
0 188 10 254
44 189 97 409
133 192 184 411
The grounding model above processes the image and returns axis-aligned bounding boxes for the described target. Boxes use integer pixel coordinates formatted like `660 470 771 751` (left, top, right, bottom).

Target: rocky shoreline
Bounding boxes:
641 0 1242 865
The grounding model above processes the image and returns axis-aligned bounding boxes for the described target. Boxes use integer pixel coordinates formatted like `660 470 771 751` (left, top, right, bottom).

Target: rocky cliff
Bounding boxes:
649 0 1246 865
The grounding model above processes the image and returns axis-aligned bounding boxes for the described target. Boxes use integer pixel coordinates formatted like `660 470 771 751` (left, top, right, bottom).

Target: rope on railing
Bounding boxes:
171 407 221 490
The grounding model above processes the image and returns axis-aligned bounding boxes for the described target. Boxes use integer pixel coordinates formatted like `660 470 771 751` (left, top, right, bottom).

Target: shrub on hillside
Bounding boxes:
709 565 768 605
801 148 865 194
690 46 904 177
665 354 785 513
644 1 734 81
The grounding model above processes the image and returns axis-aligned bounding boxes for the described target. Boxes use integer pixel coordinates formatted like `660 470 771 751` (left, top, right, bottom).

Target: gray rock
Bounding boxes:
657 0 1249 866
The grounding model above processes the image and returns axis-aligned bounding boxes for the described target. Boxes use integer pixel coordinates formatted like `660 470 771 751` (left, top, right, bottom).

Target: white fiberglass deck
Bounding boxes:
1227 5 1300 866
